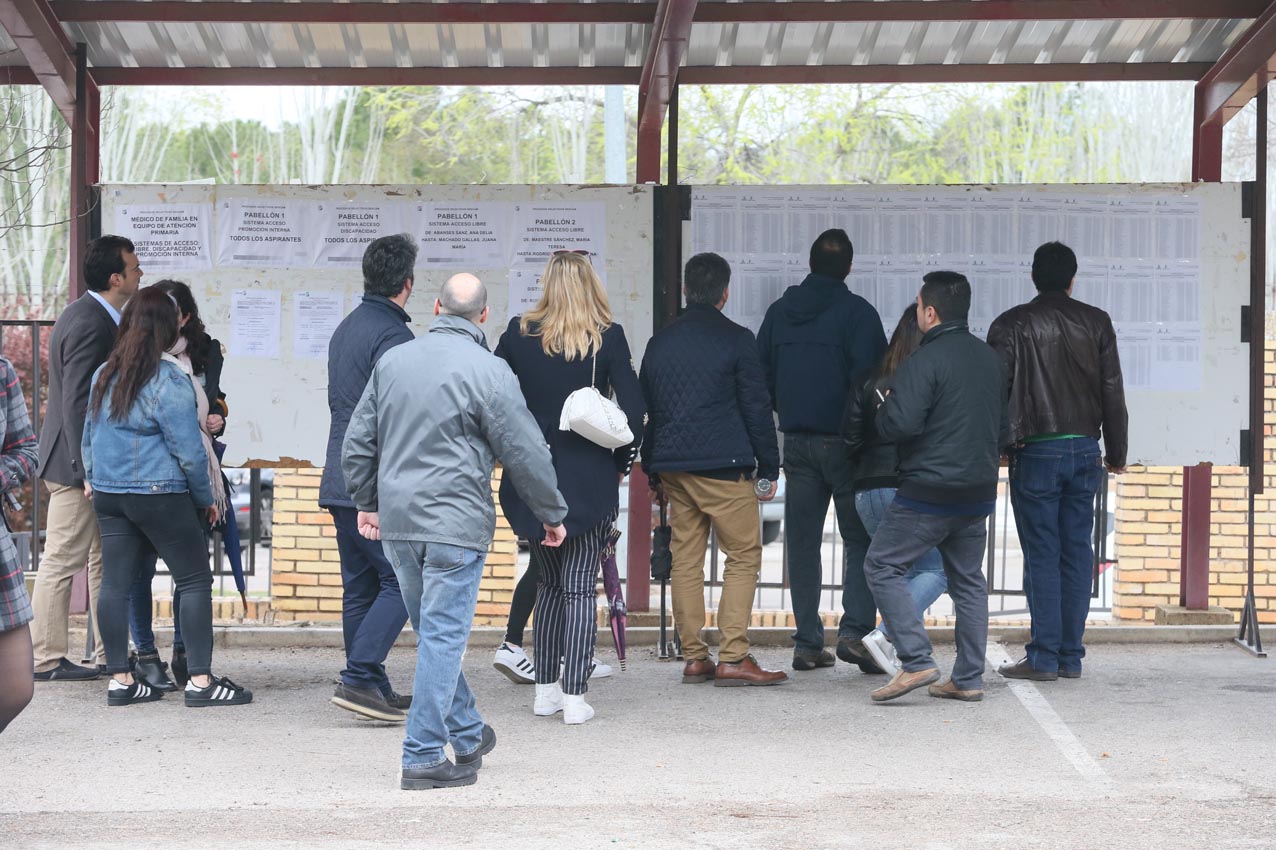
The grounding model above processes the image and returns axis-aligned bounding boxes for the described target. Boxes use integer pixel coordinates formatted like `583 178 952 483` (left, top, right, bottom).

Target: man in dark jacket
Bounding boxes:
320 234 416 722
642 253 787 687
32 235 139 681
757 229 887 672
988 242 1128 682
864 271 1007 703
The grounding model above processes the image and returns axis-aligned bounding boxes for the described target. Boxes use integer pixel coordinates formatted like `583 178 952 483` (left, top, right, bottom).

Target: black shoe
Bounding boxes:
332 683 405 722
1059 668 1082 679
34 658 100 682
185 675 254 707
383 689 412 711
998 657 1058 682
170 650 188 687
401 760 478 790
107 679 164 706
134 652 178 692
792 648 836 671
97 664 108 675
455 724 496 769
835 637 886 675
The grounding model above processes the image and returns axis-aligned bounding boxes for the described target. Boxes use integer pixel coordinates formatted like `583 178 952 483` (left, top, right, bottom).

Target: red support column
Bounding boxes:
1179 465 1213 610
69 42 99 300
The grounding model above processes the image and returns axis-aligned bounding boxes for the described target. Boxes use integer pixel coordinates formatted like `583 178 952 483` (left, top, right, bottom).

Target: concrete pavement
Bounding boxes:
4 641 1275 849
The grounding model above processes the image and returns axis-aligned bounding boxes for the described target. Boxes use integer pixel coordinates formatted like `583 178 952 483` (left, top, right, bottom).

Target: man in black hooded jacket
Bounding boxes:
757 228 887 672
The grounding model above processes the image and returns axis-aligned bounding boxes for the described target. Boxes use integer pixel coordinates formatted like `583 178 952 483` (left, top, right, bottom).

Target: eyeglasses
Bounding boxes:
553 249 592 257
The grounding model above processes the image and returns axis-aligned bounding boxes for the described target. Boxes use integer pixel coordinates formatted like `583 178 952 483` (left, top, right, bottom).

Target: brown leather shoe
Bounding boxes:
870 667 941 702
927 678 984 702
681 658 716 684
998 657 1057 681
714 654 789 687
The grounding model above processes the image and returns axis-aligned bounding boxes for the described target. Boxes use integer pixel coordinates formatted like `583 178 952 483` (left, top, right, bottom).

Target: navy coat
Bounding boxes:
495 318 644 541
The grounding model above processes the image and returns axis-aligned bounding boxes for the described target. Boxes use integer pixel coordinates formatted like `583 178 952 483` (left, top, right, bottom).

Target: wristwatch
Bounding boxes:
754 478 774 497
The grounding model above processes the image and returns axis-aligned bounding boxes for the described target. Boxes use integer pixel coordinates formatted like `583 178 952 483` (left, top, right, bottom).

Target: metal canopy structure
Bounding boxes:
3 0 1276 639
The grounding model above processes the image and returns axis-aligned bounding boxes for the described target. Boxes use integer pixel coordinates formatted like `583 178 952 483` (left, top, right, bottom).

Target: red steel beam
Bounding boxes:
49 1 659 24
696 0 1266 23
1196 0 1276 130
636 0 696 183
49 0 1266 25
1179 465 1213 610
0 0 81 122
681 62 1211 86
91 66 642 86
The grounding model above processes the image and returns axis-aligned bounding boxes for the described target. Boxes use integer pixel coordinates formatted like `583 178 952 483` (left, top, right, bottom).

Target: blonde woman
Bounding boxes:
495 251 644 724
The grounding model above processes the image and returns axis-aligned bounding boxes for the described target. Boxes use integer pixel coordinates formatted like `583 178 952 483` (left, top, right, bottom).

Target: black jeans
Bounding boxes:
782 434 875 652
329 507 409 691
504 560 539 646
94 492 214 677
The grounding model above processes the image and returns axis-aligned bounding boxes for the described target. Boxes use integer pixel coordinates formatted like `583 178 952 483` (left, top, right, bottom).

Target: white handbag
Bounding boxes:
559 349 633 449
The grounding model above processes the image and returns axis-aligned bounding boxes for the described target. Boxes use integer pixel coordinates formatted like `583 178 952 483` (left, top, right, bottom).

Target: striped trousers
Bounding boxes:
531 515 613 695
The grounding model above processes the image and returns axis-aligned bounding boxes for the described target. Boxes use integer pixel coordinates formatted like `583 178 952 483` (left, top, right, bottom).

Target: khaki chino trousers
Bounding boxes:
30 482 104 671
662 472 762 664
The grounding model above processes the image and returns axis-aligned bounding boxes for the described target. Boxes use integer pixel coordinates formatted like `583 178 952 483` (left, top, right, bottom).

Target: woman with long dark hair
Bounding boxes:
83 287 250 707
842 306 948 677
494 252 644 725
125 279 228 690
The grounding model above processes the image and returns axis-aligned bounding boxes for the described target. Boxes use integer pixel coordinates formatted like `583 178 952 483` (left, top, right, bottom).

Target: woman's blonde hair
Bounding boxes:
520 252 612 361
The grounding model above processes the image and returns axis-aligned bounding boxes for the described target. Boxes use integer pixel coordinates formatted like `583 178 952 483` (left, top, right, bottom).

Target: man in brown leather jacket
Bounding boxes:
987 241 1128 682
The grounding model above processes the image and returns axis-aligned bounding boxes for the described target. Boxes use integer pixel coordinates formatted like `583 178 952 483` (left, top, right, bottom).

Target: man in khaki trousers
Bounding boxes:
32 236 140 680
639 252 787 687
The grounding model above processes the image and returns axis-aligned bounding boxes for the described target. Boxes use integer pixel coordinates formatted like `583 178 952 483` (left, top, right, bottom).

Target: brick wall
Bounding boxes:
268 467 518 625
1111 347 1276 625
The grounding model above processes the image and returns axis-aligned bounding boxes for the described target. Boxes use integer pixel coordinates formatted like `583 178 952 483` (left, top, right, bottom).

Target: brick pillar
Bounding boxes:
269 467 517 626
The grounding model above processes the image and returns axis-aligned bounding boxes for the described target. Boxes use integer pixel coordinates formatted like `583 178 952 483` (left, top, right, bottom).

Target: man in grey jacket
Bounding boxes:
343 272 567 791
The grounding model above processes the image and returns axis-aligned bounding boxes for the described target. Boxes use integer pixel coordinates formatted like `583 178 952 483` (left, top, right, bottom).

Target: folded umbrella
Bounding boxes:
213 441 249 611
600 526 626 670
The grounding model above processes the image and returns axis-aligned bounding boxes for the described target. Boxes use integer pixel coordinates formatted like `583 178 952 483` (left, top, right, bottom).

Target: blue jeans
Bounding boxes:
127 552 184 655
782 434 875 651
1010 437 1102 674
383 539 486 769
330 507 409 691
855 488 947 638
863 505 990 690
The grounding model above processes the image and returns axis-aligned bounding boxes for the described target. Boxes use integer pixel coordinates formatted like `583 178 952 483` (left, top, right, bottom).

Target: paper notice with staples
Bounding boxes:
509 202 606 267
229 289 281 358
508 268 544 316
216 199 311 268
313 202 402 267
293 290 346 359
409 202 510 269
114 203 213 271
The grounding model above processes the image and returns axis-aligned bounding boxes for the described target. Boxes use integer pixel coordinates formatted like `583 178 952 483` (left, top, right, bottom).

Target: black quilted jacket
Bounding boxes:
639 304 779 482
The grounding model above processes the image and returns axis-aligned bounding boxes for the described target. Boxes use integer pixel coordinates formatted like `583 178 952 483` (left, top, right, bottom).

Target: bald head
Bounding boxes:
438 273 488 323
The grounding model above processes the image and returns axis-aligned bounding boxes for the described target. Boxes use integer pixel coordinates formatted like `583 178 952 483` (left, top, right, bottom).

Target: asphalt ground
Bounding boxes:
4 641 1275 850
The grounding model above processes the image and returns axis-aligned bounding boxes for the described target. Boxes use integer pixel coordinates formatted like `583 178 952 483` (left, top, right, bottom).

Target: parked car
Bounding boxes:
224 469 274 546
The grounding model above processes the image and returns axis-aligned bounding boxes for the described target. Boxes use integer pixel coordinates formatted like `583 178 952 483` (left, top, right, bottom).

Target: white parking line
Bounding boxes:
986 644 1113 789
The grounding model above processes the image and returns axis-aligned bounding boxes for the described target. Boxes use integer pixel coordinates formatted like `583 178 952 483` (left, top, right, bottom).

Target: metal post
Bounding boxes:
1236 84 1268 657
69 43 99 301
1179 465 1212 610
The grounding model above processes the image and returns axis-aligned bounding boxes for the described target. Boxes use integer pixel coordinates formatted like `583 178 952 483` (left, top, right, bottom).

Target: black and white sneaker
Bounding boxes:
107 678 164 707
185 675 253 707
493 643 535 684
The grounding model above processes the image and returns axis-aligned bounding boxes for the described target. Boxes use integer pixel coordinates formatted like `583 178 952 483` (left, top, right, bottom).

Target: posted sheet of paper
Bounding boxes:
508 268 544 316
113 203 213 271
229 289 281 358
410 202 510 269
216 199 311 267
313 202 402 267
510 202 606 267
293 290 346 359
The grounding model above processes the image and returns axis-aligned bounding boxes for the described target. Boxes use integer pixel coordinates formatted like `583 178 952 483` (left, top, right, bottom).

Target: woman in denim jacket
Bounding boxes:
83 287 251 708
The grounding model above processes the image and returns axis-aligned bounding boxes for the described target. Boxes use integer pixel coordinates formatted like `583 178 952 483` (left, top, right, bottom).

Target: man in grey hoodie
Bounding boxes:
343 273 567 791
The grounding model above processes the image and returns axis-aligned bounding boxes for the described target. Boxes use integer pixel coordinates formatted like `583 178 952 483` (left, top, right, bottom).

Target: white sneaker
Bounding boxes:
562 693 595 725
494 642 535 684
861 629 901 679
534 683 564 716
588 659 613 679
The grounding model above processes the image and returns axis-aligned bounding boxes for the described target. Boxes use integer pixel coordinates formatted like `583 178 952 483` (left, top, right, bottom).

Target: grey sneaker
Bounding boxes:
860 629 901 679
331 683 405 722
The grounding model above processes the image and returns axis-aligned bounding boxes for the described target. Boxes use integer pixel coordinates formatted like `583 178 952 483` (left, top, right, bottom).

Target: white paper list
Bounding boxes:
229 289 281 358
313 202 401 267
411 202 510 269
510 202 607 267
216 199 311 268
114 203 213 272
293 290 346 359
508 268 545 316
